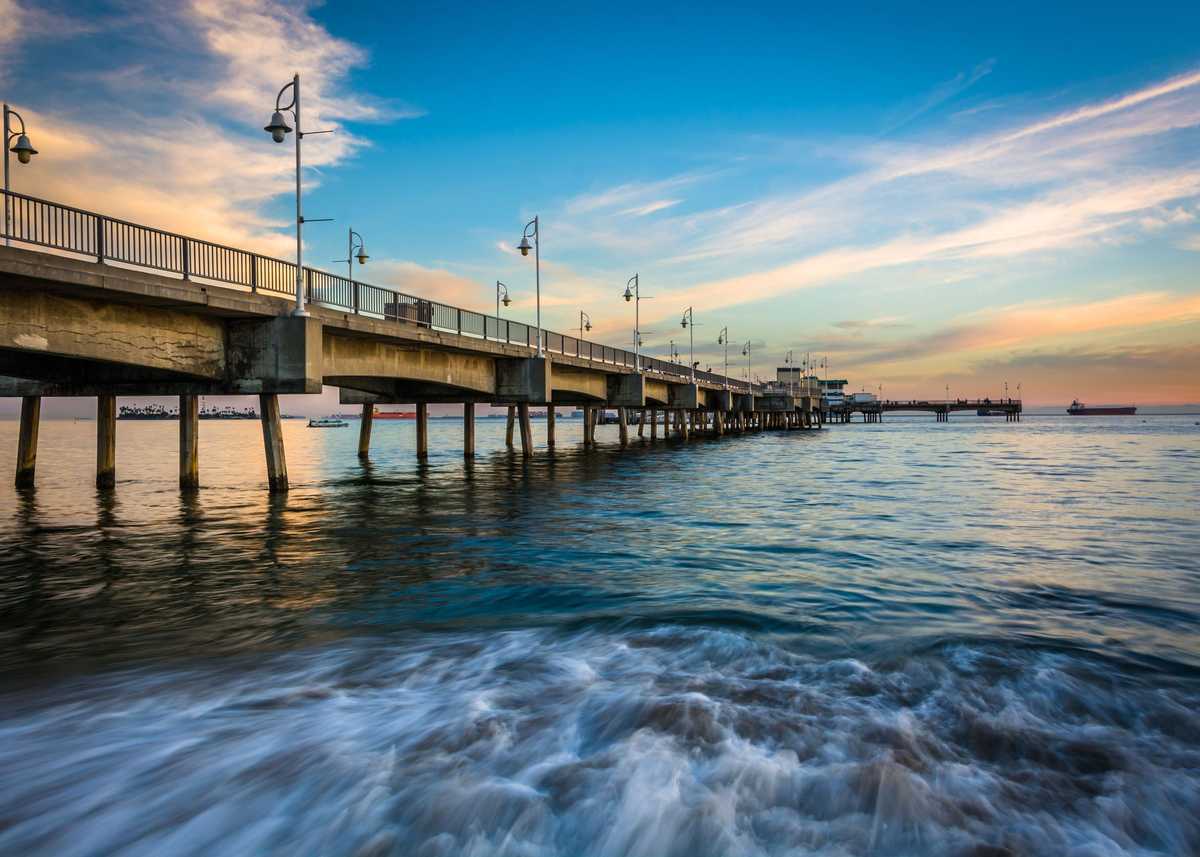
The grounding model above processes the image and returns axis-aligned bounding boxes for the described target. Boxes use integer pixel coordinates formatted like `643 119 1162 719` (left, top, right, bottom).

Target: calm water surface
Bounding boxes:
1 414 1198 856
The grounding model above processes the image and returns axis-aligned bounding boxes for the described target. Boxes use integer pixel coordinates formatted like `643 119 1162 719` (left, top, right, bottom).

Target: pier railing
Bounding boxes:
1 189 758 394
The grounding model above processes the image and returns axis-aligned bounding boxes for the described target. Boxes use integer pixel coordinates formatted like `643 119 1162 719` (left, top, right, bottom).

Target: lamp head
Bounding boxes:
264 111 292 143
502 294 512 307
622 286 633 302
717 334 724 345
742 346 749 356
680 317 688 328
355 247 369 265
585 321 592 332
517 236 532 256
10 134 37 164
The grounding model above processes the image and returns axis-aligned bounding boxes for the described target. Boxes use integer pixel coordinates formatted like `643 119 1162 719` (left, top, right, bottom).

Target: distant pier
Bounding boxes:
827 398 1022 423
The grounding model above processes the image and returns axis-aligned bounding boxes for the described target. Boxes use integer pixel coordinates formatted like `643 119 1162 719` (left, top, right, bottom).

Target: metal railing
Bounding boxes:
1 188 760 393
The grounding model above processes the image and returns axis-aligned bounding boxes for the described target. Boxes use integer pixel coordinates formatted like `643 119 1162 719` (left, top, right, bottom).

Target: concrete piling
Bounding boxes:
463 403 475 458
650 408 658 441
546 405 556 448
416 403 429 459
96 394 116 489
179 394 199 491
518 403 533 456
358 402 374 458
618 407 629 447
15 395 40 489
505 405 516 449
259 393 288 492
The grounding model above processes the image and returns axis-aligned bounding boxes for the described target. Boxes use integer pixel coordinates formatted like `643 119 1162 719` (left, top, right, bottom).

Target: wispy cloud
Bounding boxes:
882 58 996 132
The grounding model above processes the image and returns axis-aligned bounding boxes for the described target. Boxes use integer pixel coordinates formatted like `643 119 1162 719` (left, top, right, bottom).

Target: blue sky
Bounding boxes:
4 0 1200 404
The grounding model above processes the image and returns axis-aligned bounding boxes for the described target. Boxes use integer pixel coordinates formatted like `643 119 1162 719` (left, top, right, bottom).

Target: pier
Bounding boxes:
827 398 1022 423
1 190 823 493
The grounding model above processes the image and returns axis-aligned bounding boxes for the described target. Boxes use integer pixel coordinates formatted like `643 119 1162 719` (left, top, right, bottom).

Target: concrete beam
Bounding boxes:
228 316 322 394
704 389 733 412
668 382 699 409
323 331 496 397
547 362 606 403
606 372 646 407
644 378 670 406
0 288 225 379
496 356 551 403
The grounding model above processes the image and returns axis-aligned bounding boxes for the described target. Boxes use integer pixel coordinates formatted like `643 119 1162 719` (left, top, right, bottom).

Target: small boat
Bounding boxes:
1067 399 1136 416
308 417 348 428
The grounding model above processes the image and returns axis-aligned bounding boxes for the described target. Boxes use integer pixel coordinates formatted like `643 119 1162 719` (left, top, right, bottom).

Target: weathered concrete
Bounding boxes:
416 403 429 459
668 382 699 410
506 405 515 449
607 373 645 408
518 402 533 456
497 357 551 404
259 393 288 492
358 402 373 458
229 316 322 393
96 394 116 489
618 407 629 447
463 403 475 458
0 289 226 380
550 363 607 404
15 395 39 488
179 394 199 491
546 406 556 447
324 332 494 398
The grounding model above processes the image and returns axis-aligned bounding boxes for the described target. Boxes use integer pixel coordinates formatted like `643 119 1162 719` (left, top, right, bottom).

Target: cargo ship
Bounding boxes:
1067 399 1136 416
373 409 416 419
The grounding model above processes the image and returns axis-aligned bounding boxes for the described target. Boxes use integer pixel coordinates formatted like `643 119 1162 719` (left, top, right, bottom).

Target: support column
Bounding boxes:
179 394 199 491
463 403 475 458
679 409 689 441
546 405 556 448
96 394 116 490
15 395 40 489
618 406 629 447
505 405 516 449
650 408 658 441
358 402 374 459
259 393 288 492
416 402 429 459
518 402 533 456
638 409 646 439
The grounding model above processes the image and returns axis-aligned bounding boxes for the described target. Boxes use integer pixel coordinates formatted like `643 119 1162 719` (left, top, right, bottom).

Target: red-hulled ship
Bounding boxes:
1066 399 1136 416
373 409 417 419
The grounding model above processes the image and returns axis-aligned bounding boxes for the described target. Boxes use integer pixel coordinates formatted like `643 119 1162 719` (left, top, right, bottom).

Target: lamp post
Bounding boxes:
335 228 368 281
717 327 729 389
679 307 695 381
784 349 794 395
516 217 542 356
622 274 650 371
1004 380 1009 403
669 340 680 363
579 310 592 340
496 280 512 320
3 103 38 248
742 341 752 382
264 74 333 316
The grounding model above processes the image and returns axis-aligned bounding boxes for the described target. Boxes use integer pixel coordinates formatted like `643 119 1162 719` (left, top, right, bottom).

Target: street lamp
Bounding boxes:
496 280 512 319
742 341 752 381
622 274 650 371
717 327 729 389
579 310 592 339
679 306 695 381
4 103 38 248
517 216 542 356
669 340 680 363
264 73 334 316
784 349 794 395
334 228 368 281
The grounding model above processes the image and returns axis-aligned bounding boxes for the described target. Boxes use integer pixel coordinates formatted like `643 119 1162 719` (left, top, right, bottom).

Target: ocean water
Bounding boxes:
0 413 1197 856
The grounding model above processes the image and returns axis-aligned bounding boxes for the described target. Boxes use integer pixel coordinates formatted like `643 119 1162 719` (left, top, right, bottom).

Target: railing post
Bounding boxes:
250 253 258 293
457 307 462 335
95 215 105 263
305 268 312 304
181 237 190 280
353 280 359 314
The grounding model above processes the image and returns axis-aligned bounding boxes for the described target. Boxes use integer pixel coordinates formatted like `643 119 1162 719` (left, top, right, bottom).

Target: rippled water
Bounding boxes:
1 414 1198 856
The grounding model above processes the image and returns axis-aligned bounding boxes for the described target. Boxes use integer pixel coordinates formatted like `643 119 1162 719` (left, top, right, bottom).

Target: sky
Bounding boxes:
3 0 1200 410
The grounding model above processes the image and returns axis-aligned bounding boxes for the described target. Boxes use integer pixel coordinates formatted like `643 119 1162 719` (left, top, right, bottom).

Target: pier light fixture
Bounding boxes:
680 307 695 381
262 74 336 316
718 327 729 389
4 103 39 248
742 341 752 381
622 274 651 371
334 228 368 281
579 310 592 339
516 217 542 355
496 280 513 319
784 350 795 395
